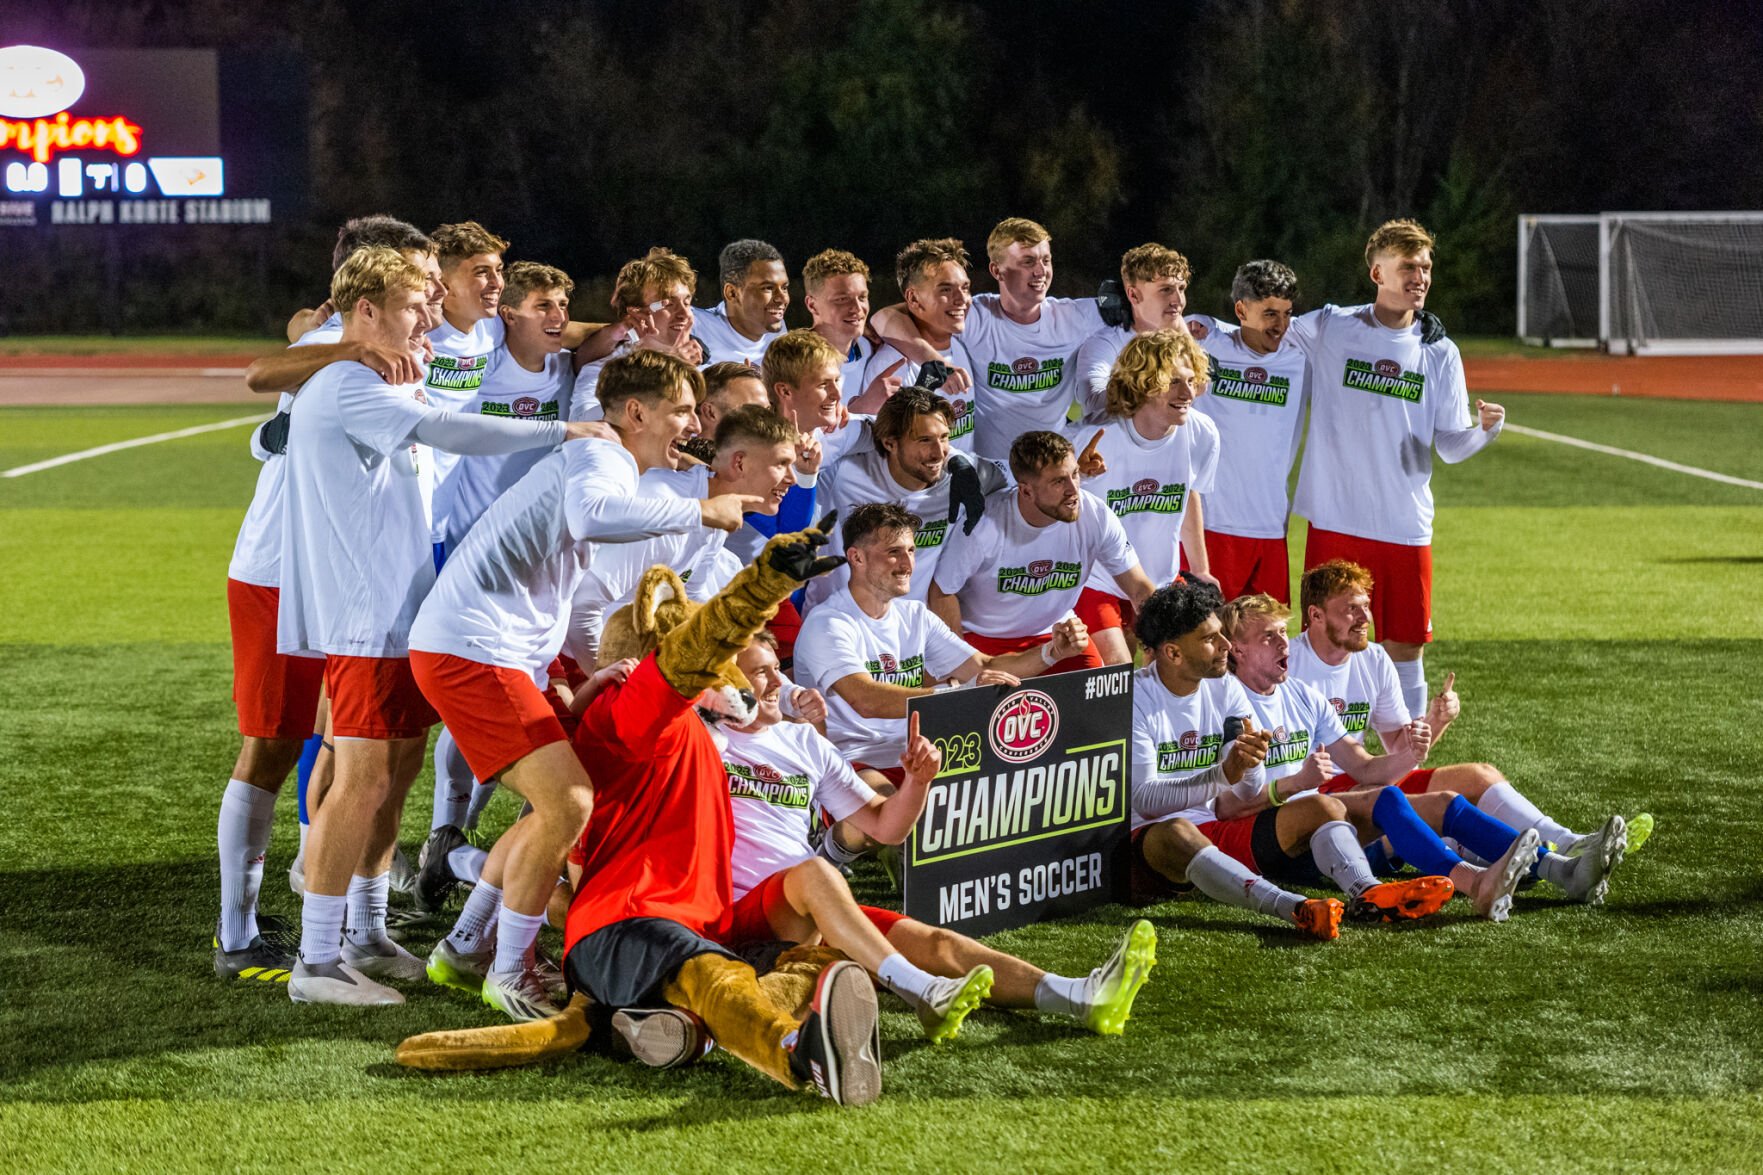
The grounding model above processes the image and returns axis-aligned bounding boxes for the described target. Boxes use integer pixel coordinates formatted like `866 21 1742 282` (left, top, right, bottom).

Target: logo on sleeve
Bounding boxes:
1328 697 1371 734
864 652 925 687
725 761 812 809
1211 364 1291 406
1105 479 1187 517
997 559 1082 596
1343 357 1424 403
986 355 1065 394
1156 729 1222 772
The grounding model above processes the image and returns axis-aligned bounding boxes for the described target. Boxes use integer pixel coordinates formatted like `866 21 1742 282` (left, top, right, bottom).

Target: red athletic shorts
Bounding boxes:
227 579 325 740
323 654 438 741
410 650 570 780
1195 815 1259 871
718 868 909 946
1318 767 1435 797
1074 588 1137 635
770 599 804 666
1303 526 1433 645
964 630 1104 675
1205 531 1291 604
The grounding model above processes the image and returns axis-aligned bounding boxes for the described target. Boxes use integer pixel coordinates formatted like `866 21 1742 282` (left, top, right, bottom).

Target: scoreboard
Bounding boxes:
0 44 305 229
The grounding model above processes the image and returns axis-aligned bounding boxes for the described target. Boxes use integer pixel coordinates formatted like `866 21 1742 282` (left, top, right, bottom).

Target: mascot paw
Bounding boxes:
765 511 847 582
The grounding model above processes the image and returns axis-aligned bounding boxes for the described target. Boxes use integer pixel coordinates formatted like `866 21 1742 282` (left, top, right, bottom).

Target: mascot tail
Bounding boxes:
395 994 593 1071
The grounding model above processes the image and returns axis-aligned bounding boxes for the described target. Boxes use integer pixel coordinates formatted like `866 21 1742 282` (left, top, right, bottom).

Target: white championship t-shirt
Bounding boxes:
1130 666 1257 828
1290 304 1489 545
693 302 784 368
1240 676 1348 796
961 293 1104 462
444 346 573 548
1076 413 1219 593
227 316 344 587
837 335 875 405
932 487 1137 639
1285 630 1410 744
722 720 879 899
1070 324 1135 422
425 315 507 544
1190 320 1310 540
793 591 976 768
861 337 978 454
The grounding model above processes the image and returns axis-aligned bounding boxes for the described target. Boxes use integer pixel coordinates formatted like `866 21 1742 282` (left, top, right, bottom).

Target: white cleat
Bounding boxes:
288 958 404 1005
482 967 561 1022
1473 828 1542 922
1560 815 1626 905
340 934 427 981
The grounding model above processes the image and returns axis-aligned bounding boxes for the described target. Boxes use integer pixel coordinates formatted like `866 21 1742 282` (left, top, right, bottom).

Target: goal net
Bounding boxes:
1518 212 1763 354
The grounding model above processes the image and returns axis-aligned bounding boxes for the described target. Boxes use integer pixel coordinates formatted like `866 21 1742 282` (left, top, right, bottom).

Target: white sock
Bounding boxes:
1443 836 1491 867
1392 654 1427 722
1187 846 1304 920
343 872 390 947
1478 781 1581 849
431 729 474 832
465 779 499 830
447 843 488 884
493 908 545 975
875 953 940 1003
217 779 278 951
448 881 502 951
298 891 347 965
1309 820 1378 898
1033 972 1088 1017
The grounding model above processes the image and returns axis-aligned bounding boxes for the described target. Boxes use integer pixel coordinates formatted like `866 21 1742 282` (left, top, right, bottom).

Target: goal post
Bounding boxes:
1516 215 1600 347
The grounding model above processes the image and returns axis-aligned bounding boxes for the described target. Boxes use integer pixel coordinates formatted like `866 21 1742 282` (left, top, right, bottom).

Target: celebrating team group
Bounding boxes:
212 209 1648 1104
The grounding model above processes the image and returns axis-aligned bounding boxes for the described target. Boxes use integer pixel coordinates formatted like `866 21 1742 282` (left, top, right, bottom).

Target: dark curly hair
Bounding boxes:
1134 576 1225 649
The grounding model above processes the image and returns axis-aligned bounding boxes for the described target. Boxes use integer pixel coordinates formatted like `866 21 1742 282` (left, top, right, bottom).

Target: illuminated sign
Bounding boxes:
0 45 86 118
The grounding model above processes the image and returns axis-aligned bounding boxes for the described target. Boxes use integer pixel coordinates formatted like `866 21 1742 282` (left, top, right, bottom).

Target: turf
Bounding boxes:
3 394 1761 1172
0 334 281 356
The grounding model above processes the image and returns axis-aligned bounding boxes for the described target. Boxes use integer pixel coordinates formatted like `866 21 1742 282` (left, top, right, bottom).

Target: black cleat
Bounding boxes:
414 824 469 912
787 960 881 1106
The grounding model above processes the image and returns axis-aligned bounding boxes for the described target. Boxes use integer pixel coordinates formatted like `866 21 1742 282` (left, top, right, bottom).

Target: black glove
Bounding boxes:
914 359 950 393
1097 278 1129 328
767 511 847 581
1418 310 1447 345
946 451 986 535
257 411 291 456
1207 352 1220 384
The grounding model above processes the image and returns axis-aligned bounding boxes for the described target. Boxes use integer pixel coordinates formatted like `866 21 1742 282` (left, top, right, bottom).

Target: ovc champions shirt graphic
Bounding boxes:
988 354 1066 395
1105 477 1188 518
427 353 490 394
1343 357 1424 403
998 558 1083 596
1210 363 1291 407
724 761 812 810
1157 729 1222 773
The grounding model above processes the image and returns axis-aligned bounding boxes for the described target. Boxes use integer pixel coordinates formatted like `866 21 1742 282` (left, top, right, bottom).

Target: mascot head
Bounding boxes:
600 565 758 726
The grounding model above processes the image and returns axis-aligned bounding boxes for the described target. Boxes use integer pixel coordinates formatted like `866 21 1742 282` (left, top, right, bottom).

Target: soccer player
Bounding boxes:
719 634 1158 1039
1126 579 1347 939
1072 243 1192 421
930 431 1153 673
1289 560 1642 872
1223 592 1624 916
694 239 790 365
1071 330 1220 666
278 248 595 1006
1290 219 1504 717
802 248 895 406
695 361 770 435
573 247 703 409
859 238 979 450
408 350 759 1017
1188 260 1310 603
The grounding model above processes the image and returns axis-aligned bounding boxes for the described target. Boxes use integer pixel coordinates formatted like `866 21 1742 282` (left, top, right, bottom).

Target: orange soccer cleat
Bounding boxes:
1346 876 1455 924
1292 897 1344 941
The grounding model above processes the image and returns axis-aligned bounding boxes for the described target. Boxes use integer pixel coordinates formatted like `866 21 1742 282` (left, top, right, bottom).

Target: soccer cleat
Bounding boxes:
876 843 903 892
1291 897 1345 941
1346 876 1455 924
388 845 418 896
415 824 469 912
214 935 295 982
1079 919 1158 1035
212 914 298 955
787 960 882 1106
533 945 568 1004
611 1007 715 1069
1624 812 1654 854
426 937 493 995
288 958 404 1005
341 934 427 981
1472 828 1541 922
481 967 560 1022
1558 815 1626 905
915 965 993 1043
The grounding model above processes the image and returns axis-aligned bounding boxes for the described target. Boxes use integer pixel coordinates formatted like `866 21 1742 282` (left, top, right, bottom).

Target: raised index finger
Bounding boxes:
1441 671 1457 693
1080 429 1105 461
907 710 920 743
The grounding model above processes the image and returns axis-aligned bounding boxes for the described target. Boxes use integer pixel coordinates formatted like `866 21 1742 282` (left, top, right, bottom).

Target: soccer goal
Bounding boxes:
1518 211 1763 354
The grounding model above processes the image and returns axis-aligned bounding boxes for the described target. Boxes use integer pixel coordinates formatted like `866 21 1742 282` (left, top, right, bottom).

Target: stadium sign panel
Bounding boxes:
0 45 299 227
903 665 1132 936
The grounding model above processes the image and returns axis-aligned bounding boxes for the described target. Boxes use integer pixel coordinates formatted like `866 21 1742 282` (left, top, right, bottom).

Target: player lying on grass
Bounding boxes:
1289 560 1647 872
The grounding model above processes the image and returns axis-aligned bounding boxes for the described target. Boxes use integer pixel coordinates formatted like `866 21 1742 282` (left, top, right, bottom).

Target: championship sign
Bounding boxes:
902 664 1133 936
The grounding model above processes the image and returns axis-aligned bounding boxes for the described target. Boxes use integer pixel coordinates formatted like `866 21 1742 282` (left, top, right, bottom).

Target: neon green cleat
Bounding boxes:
916 965 993 1043
1081 919 1158 1036
1624 813 1654 854
426 937 491 995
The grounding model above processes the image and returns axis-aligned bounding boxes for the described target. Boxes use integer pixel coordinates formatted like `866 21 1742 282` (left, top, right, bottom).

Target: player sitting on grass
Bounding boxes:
1289 560 1645 880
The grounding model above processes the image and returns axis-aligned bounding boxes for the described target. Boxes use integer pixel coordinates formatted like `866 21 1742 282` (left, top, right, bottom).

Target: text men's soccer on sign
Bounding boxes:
903 665 1133 937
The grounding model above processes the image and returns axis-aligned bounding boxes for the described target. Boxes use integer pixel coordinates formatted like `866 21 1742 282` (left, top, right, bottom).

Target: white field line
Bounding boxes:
1503 423 1763 491
2 413 270 478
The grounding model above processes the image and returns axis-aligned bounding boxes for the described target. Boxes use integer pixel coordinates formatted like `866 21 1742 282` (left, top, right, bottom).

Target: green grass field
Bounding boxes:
3 393 1761 1172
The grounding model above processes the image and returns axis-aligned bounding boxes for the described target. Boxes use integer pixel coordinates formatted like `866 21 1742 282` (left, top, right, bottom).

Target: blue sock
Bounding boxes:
1372 786 1463 877
1441 795 1527 868
295 733 322 825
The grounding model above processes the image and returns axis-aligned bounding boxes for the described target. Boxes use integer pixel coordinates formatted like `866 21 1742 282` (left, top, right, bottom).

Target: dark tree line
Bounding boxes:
2 0 1758 334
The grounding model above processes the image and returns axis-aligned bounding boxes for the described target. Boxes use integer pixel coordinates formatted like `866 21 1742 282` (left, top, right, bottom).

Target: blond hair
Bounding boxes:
802 249 871 293
612 247 698 311
1365 219 1435 268
598 348 705 417
986 216 1051 265
760 328 842 399
331 246 427 319
1218 592 1290 640
1120 242 1191 286
1104 329 1212 418
895 238 970 297
501 261 573 310
430 220 509 269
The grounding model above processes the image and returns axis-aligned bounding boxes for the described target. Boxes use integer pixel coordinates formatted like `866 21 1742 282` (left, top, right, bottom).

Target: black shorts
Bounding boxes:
1251 808 1327 888
564 917 739 1009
